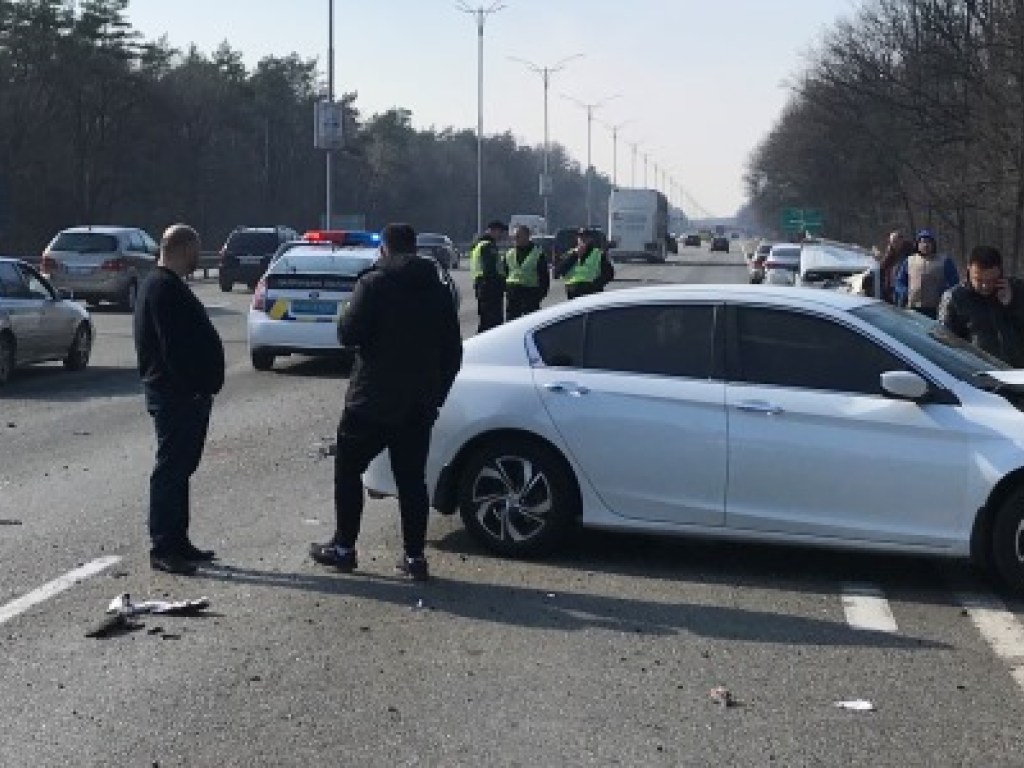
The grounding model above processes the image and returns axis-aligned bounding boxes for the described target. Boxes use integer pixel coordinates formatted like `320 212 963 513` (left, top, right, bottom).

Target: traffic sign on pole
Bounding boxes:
780 207 824 233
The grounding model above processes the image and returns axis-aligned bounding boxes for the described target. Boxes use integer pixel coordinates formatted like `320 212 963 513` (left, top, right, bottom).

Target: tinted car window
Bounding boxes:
128 232 146 252
16 263 51 299
733 307 906 395
0 262 28 297
534 313 585 368
583 305 715 378
50 232 118 253
225 231 281 255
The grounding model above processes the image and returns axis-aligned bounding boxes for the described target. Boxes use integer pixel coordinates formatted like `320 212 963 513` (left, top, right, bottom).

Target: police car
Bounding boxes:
247 230 460 371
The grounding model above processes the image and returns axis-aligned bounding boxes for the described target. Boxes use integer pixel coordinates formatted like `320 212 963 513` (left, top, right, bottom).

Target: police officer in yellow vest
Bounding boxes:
555 228 606 300
504 225 550 320
470 220 508 332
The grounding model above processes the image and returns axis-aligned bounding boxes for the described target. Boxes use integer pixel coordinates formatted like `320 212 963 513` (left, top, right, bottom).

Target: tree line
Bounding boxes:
746 0 1024 272
0 0 611 254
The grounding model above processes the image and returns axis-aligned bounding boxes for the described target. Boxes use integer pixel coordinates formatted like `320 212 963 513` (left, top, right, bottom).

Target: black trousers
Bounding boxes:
506 286 543 320
476 281 505 332
334 408 434 559
146 392 213 557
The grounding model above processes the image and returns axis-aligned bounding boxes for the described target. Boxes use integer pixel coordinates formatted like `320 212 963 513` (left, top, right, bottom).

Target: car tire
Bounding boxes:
63 323 92 371
121 280 138 312
457 436 580 557
0 334 14 386
219 279 233 293
992 485 1024 593
251 351 275 371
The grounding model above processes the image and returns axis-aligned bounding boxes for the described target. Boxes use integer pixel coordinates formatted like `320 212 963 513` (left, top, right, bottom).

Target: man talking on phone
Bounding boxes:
939 245 1024 366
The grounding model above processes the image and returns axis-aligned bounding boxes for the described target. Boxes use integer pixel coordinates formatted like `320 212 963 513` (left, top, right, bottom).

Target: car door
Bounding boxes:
532 303 727 527
724 304 970 547
0 262 44 362
17 263 67 356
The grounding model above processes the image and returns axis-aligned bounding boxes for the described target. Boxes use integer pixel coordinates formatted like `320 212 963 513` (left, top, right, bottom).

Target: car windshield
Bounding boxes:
852 303 1011 384
50 232 118 253
226 231 280 254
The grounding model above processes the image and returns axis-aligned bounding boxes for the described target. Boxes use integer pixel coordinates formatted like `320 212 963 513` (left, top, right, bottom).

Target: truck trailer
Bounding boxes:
607 188 668 263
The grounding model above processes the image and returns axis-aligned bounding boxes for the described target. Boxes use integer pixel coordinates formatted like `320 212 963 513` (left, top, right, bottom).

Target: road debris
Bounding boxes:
107 593 211 617
834 699 876 712
85 613 144 639
0 519 22 526
709 686 737 708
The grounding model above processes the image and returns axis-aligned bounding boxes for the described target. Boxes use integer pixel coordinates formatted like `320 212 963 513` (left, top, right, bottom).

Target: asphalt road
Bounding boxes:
2 243 1024 766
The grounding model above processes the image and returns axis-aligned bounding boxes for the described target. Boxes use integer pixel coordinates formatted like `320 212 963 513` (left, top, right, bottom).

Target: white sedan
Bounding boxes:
365 284 1024 591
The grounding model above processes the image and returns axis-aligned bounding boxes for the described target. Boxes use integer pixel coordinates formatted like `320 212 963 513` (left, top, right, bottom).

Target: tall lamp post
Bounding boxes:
563 93 620 226
508 53 583 226
600 119 633 188
326 0 334 229
458 2 505 236
629 140 643 188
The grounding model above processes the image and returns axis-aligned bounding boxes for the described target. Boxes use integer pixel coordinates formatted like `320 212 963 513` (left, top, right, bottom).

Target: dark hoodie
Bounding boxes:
338 252 463 424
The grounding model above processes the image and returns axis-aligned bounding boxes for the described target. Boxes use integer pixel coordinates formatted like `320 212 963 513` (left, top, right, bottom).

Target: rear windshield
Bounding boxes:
50 232 118 253
225 232 280 254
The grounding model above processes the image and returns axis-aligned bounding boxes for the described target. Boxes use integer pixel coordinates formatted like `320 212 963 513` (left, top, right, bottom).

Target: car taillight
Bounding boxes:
101 258 128 271
252 279 267 311
40 254 60 274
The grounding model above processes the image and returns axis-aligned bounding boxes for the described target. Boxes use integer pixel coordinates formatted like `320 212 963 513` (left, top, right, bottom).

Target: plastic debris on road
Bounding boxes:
709 686 736 708
834 699 876 712
107 593 211 617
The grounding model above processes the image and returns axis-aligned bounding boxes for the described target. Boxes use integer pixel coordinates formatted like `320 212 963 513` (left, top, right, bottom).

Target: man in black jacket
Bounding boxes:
939 245 1024 367
133 224 225 575
310 223 463 581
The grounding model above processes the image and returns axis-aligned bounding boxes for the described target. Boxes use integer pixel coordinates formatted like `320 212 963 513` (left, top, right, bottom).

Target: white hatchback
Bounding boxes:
246 244 378 370
365 284 1024 591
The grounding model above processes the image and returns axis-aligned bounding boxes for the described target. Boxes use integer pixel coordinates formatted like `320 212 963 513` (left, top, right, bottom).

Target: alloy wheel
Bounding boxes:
470 456 553 544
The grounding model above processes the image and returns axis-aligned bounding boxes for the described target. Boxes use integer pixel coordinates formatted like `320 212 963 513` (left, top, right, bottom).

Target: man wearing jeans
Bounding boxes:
133 224 225 575
310 223 462 581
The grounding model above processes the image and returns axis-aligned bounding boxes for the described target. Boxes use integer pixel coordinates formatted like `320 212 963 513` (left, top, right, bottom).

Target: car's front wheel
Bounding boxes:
992 486 1024 593
251 351 275 371
63 323 92 371
457 436 579 557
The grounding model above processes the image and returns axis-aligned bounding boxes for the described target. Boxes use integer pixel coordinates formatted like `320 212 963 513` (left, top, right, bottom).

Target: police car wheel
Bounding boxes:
992 485 1024 594
457 436 579 557
251 351 275 371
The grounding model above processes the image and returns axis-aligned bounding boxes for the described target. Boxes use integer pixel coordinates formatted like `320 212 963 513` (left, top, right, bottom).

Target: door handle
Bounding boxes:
544 382 590 397
735 400 784 416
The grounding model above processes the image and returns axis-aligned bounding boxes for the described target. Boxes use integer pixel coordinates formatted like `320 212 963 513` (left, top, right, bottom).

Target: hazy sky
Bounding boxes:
126 0 859 217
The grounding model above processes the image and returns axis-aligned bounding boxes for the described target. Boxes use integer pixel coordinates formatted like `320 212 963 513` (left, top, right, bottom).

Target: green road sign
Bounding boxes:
780 207 824 232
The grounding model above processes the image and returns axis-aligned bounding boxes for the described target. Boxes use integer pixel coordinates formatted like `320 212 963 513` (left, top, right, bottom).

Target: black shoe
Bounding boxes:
396 555 430 582
309 542 357 572
180 542 216 562
150 553 198 575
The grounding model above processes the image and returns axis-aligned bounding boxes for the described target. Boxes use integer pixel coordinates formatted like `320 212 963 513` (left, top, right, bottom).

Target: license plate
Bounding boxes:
290 299 337 316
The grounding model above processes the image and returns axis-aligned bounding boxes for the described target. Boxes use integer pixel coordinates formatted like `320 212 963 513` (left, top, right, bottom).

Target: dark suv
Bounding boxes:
219 226 298 292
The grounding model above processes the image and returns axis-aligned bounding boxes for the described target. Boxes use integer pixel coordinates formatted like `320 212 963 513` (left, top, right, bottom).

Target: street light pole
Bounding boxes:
599 119 632 188
643 153 649 187
629 141 641 188
458 2 505 235
509 54 582 227
325 0 334 230
563 93 620 226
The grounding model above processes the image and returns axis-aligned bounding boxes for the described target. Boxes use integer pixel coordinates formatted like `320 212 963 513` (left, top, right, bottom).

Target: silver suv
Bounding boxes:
40 226 159 311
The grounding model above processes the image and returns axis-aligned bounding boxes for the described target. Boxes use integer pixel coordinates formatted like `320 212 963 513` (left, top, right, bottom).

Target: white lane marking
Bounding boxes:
959 593 1024 692
841 583 898 633
0 556 121 626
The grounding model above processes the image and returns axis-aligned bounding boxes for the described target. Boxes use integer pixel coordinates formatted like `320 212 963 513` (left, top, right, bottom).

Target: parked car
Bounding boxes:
761 244 801 285
365 284 1024 593
416 233 459 270
0 257 93 385
683 234 702 247
709 236 730 253
40 226 158 311
248 231 459 371
219 225 299 292
798 243 877 290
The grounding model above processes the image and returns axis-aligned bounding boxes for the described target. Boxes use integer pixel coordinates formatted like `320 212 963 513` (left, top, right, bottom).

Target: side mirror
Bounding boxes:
880 370 928 400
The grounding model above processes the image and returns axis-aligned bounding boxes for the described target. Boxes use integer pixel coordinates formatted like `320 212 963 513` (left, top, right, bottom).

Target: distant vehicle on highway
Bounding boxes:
219 225 299 293
749 239 774 283
248 231 458 371
683 234 702 247
0 257 93 385
762 244 801 285
798 243 876 290
364 283 1024 592
607 188 669 263
40 225 158 311
416 232 459 270
709 236 730 253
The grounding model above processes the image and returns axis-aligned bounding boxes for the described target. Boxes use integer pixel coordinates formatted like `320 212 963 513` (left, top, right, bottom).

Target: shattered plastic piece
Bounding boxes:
106 593 211 617
834 699 876 712
415 599 425 610
709 686 736 708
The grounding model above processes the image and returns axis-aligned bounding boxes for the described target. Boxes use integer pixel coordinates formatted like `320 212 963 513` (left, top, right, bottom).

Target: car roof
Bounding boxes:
553 283 877 311
800 244 876 271
58 226 136 235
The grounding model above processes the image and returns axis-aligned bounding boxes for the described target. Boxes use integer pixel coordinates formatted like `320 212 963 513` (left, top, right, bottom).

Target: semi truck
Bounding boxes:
607 188 668 263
